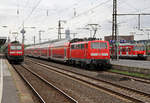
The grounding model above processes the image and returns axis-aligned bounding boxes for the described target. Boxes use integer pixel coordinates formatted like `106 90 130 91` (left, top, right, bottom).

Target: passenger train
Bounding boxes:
4 41 24 63
110 43 147 59
25 38 111 69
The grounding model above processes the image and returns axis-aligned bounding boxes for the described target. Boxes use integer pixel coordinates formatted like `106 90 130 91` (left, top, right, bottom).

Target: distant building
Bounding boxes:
134 40 150 44
104 35 134 43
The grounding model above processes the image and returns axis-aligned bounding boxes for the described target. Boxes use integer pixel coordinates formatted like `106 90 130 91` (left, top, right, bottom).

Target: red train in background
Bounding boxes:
110 43 147 59
25 38 111 69
4 41 24 63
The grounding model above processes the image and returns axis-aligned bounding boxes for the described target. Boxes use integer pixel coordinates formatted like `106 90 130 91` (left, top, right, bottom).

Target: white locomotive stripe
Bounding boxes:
10 51 22 54
0 59 3 103
16 52 22 54
10 52 15 54
91 53 98 56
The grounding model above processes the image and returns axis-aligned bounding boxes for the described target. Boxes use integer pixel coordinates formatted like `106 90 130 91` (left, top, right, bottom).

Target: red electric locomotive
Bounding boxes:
4 41 24 63
69 39 111 68
110 43 147 59
25 38 111 69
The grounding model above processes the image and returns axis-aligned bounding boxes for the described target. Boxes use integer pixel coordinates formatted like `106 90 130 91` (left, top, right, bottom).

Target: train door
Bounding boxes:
84 43 88 59
126 47 128 56
47 47 49 58
128 47 132 56
120 47 122 56
121 47 126 56
64 47 67 60
51 48 53 59
118 46 121 56
48 46 51 58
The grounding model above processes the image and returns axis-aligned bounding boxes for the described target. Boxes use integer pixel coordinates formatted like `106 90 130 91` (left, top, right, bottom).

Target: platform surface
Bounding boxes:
111 59 150 69
0 58 19 103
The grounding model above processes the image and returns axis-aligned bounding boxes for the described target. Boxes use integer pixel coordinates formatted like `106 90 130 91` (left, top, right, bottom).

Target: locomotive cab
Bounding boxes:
7 43 24 62
89 41 110 66
133 45 147 59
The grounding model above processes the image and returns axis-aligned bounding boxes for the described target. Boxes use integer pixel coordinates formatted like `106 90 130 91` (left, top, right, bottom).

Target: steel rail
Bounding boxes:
106 71 150 84
27 59 150 103
21 64 78 103
12 65 46 103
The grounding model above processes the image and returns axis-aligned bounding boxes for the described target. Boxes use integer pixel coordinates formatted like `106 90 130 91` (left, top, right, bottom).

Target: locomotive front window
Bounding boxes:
10 46 16 50
16 46 22 50
91 42 107 49
10 46 22 50
133 46 145 51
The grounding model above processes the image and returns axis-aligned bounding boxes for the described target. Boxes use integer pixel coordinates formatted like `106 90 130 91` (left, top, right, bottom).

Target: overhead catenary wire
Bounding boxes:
68 0 111 21
18 0 42 30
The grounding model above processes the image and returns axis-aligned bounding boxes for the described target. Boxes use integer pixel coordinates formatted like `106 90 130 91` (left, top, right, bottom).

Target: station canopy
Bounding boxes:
0 37 7 47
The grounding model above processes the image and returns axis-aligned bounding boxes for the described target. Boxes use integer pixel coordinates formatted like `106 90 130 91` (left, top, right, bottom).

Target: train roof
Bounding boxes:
26 39 70 49
70 40 108 45
26 38 104 49
70 38 101 43
10 41 20 44
51 39 70 47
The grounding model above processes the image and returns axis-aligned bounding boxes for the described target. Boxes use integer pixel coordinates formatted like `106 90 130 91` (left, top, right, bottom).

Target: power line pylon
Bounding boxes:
112 0 117 60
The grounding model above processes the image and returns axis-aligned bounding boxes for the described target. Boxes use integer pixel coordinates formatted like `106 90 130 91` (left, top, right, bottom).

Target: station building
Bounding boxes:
104 35 134 44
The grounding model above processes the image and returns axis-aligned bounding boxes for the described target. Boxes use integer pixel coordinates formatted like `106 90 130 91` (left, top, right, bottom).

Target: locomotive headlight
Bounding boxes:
102 53 108 56
17 51 22 54
91 53 98 56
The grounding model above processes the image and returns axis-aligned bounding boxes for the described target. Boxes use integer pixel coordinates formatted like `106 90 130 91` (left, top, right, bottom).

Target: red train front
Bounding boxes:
110 43 147 59
69 39 111 68
4 41 24 63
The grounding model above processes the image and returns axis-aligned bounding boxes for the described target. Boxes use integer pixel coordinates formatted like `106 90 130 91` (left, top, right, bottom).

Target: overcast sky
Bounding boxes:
0 0 150 44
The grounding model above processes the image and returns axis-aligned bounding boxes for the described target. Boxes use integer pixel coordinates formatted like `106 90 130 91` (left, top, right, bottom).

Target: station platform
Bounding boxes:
111 59 150 74
111 59 150 69
0 58 34 103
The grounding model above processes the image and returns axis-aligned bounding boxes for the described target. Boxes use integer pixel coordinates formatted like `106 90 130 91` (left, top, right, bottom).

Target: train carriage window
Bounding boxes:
10 46 16 50
91 42 107 49
74 45 77 49
85 43 88 48
133 46 145 51
71 45 74 49
16 46 22 50
77 44 80 49
128 48 131 52
81 44 84 49
10 46 22 50
122 48 126 52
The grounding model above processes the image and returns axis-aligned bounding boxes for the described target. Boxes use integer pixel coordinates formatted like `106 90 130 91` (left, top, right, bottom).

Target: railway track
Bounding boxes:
12 64 78 103
106 71 150 84
26 58 150 103
29 57 150 85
